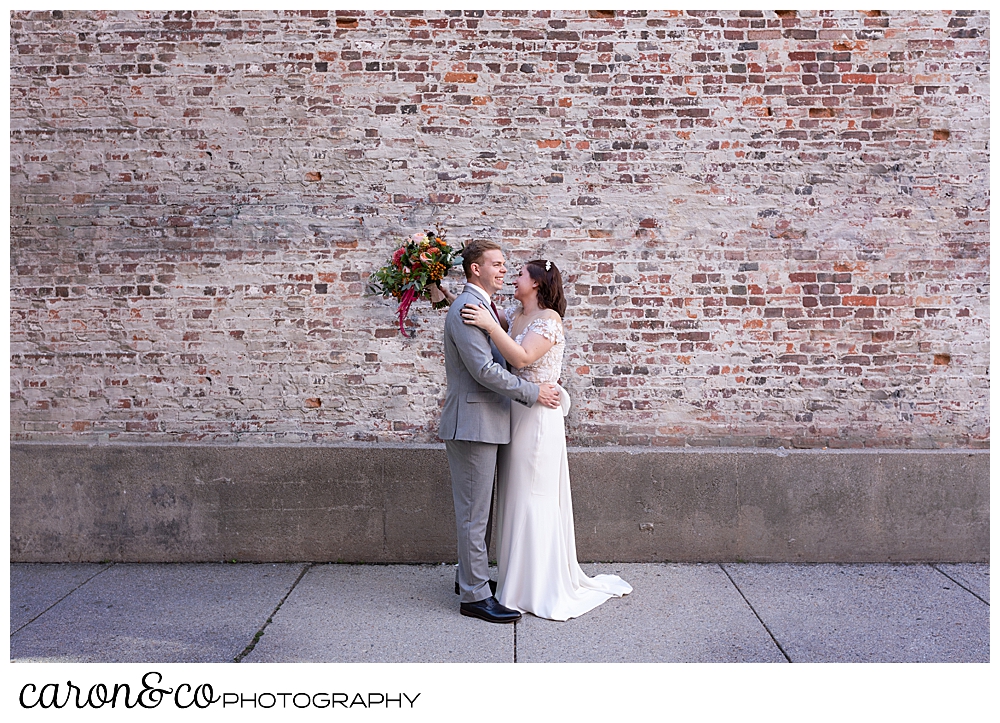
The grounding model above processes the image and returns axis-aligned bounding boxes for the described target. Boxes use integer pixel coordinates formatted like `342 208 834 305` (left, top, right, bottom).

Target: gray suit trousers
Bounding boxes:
446 439 497 603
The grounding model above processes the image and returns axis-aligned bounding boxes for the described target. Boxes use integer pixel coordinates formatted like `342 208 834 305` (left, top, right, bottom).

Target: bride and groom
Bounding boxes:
437 239 631 623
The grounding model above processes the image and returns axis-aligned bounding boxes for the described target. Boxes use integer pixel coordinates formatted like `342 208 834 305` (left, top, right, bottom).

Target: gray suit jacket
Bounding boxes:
439 285 540 444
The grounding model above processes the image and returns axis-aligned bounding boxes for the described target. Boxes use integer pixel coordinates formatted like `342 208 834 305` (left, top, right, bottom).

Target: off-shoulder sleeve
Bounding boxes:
527 317 564 344
504 305 517 327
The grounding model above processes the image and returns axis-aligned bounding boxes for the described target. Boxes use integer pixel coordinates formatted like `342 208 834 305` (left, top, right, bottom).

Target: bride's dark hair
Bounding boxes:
525 259 566 318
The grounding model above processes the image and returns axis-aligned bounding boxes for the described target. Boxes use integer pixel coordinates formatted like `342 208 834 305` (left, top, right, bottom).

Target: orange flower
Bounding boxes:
429 262 446 281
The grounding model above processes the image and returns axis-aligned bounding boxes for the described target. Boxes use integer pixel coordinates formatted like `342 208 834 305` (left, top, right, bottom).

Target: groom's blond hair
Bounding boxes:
461 239 502 279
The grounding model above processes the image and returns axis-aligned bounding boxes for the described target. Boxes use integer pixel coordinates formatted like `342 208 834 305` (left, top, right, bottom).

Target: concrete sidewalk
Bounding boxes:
10 562 989 663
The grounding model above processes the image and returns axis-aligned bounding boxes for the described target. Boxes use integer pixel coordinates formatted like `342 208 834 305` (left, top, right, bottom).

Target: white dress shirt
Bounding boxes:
465 283 498 323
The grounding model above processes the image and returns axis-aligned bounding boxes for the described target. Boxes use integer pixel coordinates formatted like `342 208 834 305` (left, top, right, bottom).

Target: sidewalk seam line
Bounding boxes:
233 562 314 663
929 564 989 606
11 562 116 636
719 564 793 663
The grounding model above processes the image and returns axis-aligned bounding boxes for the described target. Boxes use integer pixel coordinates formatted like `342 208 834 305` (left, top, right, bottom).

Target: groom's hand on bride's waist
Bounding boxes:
537 383 561 409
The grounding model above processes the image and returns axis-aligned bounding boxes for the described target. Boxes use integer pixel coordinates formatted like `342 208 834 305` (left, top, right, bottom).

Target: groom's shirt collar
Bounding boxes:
465 283 492 304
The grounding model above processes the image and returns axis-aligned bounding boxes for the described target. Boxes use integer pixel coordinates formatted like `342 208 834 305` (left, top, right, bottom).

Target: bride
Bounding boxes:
460 259 631 621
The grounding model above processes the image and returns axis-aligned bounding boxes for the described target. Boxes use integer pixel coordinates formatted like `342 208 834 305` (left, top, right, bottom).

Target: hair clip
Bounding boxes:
545 260 552 271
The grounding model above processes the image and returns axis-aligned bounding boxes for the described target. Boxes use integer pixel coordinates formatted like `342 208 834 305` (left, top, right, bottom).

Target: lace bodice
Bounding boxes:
504 305 565 384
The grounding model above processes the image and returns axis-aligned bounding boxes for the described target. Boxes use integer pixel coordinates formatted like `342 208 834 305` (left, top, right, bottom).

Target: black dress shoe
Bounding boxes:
455 580 497 596
460 596 521 624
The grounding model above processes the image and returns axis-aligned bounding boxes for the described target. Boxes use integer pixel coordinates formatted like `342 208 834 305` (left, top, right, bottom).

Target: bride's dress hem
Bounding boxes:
495 394 631 623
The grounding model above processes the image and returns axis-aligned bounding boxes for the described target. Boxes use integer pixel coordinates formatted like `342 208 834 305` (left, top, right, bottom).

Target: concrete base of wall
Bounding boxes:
10 443 989 563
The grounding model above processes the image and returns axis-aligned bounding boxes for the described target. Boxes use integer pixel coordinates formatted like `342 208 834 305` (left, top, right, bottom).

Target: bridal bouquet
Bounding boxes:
367 229 462 337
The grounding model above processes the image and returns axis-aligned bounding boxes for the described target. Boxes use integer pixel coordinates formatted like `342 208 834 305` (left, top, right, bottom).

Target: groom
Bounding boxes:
439 239 561 623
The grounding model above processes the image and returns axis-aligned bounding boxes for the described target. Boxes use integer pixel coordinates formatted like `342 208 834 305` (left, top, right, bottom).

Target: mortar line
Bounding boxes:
718 564 793 663
11 562 116 636
234 563 314 663
929 564 989 606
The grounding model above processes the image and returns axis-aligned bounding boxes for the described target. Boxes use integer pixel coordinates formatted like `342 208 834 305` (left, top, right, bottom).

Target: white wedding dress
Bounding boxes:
495 307 632 621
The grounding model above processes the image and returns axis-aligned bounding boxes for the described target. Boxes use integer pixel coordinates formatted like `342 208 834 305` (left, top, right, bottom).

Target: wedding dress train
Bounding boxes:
494 312 631 621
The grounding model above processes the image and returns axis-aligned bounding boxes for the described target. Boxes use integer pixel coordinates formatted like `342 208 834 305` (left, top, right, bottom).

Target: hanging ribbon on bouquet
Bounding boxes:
397 286 418 338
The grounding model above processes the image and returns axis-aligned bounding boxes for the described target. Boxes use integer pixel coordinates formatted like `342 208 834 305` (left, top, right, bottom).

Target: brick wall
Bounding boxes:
10 10 990 449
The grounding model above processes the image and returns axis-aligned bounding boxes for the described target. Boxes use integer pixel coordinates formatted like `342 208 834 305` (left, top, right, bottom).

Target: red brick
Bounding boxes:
7 9 986 451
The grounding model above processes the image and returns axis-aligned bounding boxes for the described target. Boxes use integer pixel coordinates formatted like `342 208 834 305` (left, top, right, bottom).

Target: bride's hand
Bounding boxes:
428 283 448 304
429 283 456 305
461 303 499 334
